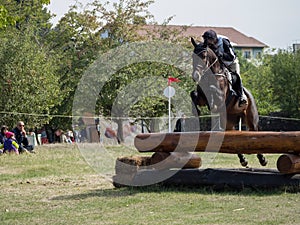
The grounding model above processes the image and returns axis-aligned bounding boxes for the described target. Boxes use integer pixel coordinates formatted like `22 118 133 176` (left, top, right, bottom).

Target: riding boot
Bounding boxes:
235 73 247 107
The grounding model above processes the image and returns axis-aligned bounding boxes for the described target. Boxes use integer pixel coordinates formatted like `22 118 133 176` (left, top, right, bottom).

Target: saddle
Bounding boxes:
224 69 247 108
224 69 236 94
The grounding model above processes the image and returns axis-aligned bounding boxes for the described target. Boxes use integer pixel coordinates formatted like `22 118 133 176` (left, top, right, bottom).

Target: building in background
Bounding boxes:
139 25 268 59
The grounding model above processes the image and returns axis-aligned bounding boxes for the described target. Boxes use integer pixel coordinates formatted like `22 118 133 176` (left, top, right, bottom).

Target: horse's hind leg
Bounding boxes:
257 153 268 166
238 153 248 167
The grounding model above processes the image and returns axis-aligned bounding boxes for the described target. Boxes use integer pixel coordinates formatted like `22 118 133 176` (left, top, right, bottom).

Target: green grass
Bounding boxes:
0 144 300 225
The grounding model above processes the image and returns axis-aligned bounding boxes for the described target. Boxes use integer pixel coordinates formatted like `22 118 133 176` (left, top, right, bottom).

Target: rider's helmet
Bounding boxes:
202 30 217 41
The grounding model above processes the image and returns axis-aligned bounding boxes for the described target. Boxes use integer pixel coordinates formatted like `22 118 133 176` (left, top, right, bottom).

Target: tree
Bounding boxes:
0 27 61 128
269 50 300 117
47 0 194 140
239 52 279 115
0 0 62 129
239 49 300 118
0 0 51 31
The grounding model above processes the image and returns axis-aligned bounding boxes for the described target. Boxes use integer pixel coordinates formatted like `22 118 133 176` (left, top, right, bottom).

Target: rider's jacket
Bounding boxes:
215 37 236 67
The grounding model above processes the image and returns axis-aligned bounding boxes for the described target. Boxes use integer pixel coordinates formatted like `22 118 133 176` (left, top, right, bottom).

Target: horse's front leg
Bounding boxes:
190 90 201 117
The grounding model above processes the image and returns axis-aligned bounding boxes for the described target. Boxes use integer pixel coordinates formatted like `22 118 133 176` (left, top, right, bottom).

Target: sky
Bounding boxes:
47 0 300 49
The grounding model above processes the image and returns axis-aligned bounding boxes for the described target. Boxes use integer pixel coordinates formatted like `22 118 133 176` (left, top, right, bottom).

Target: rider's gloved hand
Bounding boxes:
215 50 223 58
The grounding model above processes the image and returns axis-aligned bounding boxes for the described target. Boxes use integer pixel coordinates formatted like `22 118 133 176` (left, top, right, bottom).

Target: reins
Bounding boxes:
204 57 218 74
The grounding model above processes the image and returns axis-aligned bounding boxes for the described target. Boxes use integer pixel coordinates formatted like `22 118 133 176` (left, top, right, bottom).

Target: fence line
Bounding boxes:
0 111 299 122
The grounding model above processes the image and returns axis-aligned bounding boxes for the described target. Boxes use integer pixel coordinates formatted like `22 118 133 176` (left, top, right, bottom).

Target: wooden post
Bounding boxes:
151 152 201 169
134 131 300 154
277 154 300 174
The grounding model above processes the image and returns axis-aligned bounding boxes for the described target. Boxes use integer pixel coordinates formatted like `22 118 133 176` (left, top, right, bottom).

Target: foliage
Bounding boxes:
0 5 15 28
45 4 103 130
239 52 280 115
0 1 61 129
0 27 61 129
47 0 194 136
269 50 300 117
240 50 300 118
0 0 51 32
2 0 300 134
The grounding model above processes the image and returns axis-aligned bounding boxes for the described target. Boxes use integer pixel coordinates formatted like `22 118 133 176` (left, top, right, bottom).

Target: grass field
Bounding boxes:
1 144 300 225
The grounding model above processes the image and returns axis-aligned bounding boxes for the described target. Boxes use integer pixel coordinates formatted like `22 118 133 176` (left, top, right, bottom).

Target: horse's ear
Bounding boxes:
191 37 197 48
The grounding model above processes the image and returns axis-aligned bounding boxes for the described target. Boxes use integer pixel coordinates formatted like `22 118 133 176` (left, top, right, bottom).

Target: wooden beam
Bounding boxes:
134 131 300 154
151 152 201 169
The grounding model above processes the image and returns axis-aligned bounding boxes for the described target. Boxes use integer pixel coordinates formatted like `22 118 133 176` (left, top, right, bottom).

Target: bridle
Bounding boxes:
194 47 222 77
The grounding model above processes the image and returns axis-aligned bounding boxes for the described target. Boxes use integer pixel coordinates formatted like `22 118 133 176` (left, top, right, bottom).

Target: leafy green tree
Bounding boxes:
0 5 15 28
48 0 194 139
269 50 300 117
46 3 103 130
0 28 61 129
240 49 300 118
0 0 62 129
239 52 279 115
0 0 51 31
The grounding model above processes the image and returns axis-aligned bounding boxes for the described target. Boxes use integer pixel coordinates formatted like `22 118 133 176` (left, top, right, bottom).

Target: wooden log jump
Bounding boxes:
277 154 300 174
134 131 300 154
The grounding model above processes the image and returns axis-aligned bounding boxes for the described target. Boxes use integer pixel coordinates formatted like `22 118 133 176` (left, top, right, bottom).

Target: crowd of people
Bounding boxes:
0 121 35 155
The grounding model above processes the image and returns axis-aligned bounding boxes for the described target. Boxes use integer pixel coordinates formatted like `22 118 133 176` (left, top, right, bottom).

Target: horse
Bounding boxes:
190 37 267 167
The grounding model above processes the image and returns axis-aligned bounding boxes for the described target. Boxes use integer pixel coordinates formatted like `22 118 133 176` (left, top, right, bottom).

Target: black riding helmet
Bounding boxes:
202 30 217 40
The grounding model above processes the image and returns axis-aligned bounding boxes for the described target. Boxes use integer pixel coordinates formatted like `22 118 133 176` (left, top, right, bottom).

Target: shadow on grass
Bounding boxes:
51 168 300 201
51 183 300 202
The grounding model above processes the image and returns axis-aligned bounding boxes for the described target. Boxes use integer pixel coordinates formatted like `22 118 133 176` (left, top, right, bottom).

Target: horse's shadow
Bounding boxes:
50 183 298 201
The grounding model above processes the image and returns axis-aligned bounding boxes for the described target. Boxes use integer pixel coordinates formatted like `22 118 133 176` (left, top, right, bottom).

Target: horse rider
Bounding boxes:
202 29 247 107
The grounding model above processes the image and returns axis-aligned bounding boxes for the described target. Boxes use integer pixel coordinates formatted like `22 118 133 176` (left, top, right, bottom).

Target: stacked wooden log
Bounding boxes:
134 131 300 154
277 154 300 174
115 131 300 180
133 131 300 174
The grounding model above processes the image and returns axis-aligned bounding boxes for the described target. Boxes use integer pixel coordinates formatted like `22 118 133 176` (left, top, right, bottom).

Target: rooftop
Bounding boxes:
140 25 268 48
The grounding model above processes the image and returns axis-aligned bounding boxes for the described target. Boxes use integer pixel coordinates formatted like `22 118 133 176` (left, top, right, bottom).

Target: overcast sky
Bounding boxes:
47 0 300 49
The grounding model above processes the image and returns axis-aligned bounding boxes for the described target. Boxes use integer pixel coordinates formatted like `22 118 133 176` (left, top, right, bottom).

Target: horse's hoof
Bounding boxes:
259 159 268 166
257 155 268 166
240 160 248 167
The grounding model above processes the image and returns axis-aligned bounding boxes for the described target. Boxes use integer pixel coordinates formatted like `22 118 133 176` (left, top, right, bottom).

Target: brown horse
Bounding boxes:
190 38 267 167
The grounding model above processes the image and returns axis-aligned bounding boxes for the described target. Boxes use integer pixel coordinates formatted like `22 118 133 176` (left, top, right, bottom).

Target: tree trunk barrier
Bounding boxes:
134 131 300 154
277 154 300 174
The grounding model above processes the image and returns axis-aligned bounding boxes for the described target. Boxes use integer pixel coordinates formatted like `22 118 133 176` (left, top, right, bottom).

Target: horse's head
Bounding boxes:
191 37 220 83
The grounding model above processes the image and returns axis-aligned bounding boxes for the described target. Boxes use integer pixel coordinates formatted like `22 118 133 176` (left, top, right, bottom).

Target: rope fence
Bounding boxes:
1 111 300 122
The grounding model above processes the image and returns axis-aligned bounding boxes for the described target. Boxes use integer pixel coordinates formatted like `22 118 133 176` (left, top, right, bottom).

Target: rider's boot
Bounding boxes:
235 74 247 107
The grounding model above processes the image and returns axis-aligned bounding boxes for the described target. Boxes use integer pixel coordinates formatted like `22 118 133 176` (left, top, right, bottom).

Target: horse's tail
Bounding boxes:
243 87 259 131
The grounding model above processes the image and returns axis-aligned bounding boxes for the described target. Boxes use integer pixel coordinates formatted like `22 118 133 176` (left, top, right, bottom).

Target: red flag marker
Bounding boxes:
168 77 180 86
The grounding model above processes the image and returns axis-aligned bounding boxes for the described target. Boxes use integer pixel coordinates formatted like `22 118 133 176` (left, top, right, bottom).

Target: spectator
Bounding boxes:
41 127 48 144
0 131 19 154
12 121 35 153
67 130 74 143
0 125 8 144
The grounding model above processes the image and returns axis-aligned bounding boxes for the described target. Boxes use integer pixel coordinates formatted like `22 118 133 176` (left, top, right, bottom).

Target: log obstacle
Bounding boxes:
277 154 300 174
134 131 300 154
116 152 201 175
113 131 300 188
